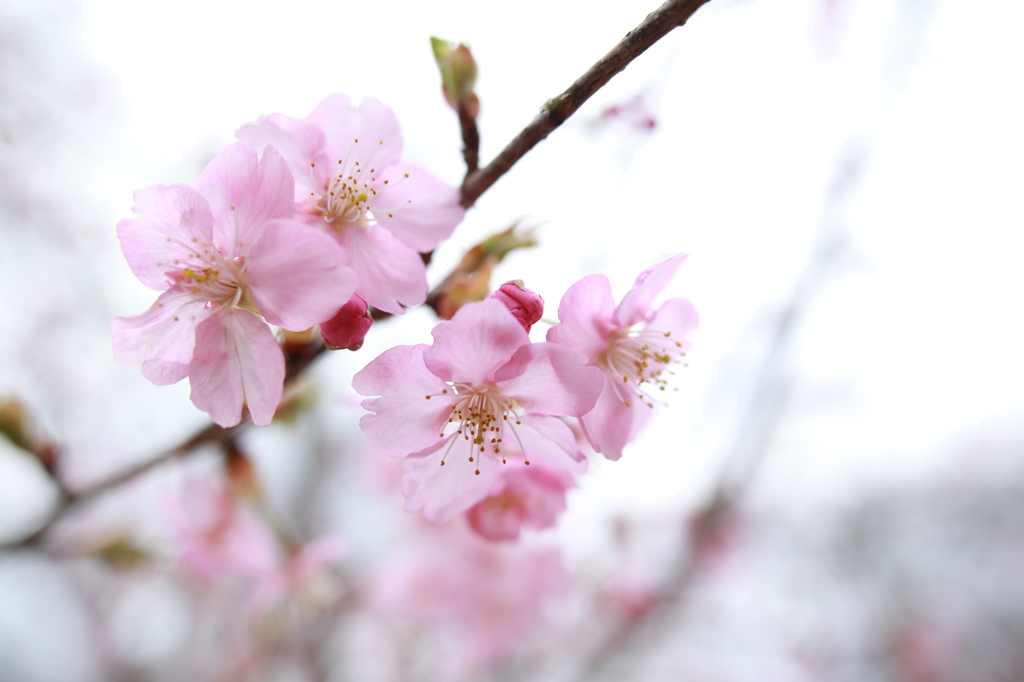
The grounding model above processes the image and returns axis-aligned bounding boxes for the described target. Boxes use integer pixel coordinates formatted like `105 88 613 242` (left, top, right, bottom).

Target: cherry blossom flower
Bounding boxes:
465 460 576 541
237 94 465 315
353 298 602 522
547 254 699 460
112 143 356 426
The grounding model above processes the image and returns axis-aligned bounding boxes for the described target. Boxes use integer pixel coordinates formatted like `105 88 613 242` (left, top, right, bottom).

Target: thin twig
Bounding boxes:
460 0 711 207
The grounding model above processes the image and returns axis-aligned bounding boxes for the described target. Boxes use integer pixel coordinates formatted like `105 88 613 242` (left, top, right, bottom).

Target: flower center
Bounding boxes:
172 254 255 314
305 139 411 233
313 159 376 228
599 329 686 408
425 384 527 475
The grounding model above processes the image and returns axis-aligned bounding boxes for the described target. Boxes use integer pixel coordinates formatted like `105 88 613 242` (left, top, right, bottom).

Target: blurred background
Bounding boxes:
1 0 1022 679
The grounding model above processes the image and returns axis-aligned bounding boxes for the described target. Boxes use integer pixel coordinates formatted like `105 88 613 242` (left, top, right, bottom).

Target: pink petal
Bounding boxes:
245 219 356 330
466 497 524 541
613 253 687 328
423 298 529 385
547 273 616 362
646 297 700 348
306 95 404 171
372 162 464 253
112 285 212 367
579 375 653 461
402 441 499 523
194 143 296 256
359 396 457 460
236 113 328 198
141 359 189 385
339 223 428 315
352 344 444 398
353 345 454 458
188 312 284 427
493 343 604 418
507 416 589 471
116 184 216 290
466 462 576 541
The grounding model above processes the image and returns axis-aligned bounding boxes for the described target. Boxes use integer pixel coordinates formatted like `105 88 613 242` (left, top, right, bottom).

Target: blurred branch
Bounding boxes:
0 421 243 552
460 0 711 207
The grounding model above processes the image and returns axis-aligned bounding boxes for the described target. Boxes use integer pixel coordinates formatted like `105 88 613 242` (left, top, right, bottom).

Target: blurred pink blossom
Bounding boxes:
164 479 279 584
353 298 601 522
466 460 576 541
369 521 567 671
249 535 347 615
547 254 699 459
237 94 465 315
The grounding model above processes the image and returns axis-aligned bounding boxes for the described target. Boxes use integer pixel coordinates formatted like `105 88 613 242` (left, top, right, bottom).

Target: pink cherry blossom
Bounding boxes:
353 298 602 522
547 254 699 460
466 460 576 541
237 94 465 315
491 280 545 332
112 143 356 426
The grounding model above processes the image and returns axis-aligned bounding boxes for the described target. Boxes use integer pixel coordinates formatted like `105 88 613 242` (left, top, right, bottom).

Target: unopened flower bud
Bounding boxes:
321 296 372 351
491 280 544 332
430 37 480 118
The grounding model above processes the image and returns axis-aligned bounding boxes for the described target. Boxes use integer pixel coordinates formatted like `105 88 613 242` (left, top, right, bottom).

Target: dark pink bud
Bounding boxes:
491 280 544 332
321 296 372 351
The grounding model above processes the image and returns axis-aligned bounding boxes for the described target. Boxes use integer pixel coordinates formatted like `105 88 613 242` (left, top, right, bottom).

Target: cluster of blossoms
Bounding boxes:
113 93 698 542
355 255 698 539
113 96 464 426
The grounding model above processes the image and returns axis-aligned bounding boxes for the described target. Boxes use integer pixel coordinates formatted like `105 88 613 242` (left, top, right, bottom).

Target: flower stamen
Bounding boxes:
600 327 685 408
432 383 527 471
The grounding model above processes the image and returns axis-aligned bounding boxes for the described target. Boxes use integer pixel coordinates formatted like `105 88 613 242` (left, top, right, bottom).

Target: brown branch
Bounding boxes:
459 0 711 207
458 101 480 177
